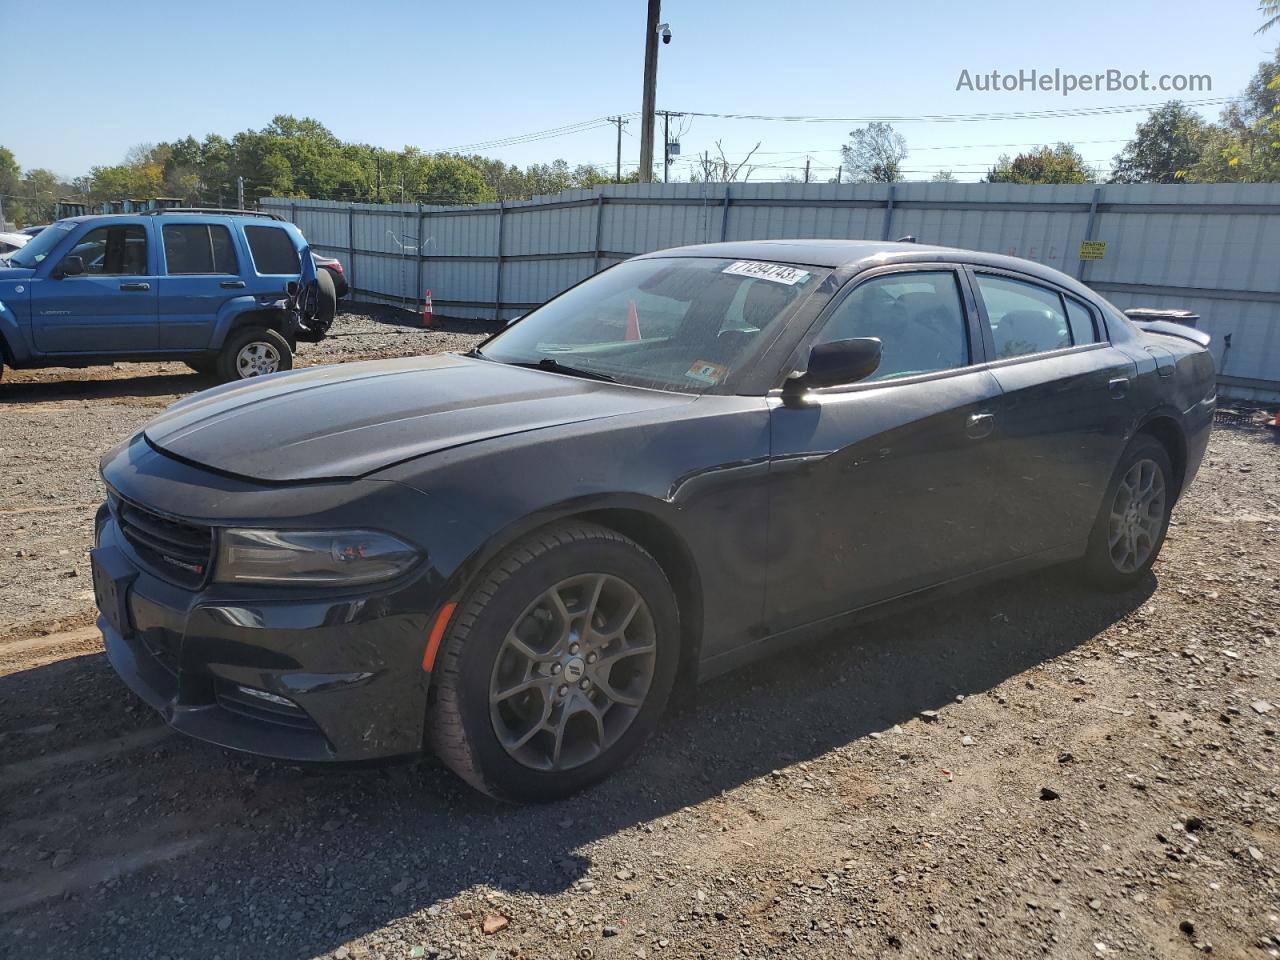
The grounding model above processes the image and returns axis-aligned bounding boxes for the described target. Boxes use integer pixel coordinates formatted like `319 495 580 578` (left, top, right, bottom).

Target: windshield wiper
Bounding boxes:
511 357 617 383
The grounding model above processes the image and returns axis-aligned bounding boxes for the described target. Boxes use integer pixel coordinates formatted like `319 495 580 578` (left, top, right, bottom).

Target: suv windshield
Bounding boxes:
479 257 825 393
7 221 75 268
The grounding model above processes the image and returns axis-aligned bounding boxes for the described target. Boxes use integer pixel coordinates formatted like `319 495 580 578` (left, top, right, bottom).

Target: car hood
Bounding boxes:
142 353 692 482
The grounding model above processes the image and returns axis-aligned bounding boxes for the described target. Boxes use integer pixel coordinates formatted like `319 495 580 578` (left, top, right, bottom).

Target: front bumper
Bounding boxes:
94 512 436 763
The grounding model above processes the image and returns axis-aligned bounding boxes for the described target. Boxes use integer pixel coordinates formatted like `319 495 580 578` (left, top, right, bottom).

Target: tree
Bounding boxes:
986 144 1094 184
689 141 761 183
1187 47 1280 182
0 146 20 223
840 123 907 182
931 170 958 183
1110 102 1208 183
1261 0 1279 33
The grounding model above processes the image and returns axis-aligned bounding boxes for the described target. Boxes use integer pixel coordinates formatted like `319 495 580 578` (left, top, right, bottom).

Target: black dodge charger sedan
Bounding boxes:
93 239 1215 800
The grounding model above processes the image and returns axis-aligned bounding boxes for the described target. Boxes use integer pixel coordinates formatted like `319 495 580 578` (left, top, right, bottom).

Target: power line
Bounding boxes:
671 97 1236 124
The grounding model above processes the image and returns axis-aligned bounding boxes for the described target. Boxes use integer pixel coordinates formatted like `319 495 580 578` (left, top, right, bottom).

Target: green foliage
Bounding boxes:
986 144 1094 184
1110 102 1209 183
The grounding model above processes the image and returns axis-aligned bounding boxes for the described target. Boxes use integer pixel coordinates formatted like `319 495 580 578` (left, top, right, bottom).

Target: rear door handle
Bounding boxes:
220 280 246 289
119 282 150 291
1109 377 1130 398
966 412 995 439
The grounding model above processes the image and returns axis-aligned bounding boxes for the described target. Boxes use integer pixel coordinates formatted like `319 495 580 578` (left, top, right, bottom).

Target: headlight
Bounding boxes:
214 529 420 586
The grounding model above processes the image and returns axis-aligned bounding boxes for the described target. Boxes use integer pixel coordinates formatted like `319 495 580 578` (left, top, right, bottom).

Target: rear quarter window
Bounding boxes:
244 226 300 275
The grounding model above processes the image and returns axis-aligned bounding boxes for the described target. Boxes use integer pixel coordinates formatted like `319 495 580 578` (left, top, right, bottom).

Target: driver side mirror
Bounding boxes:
782 337 882 403
53 255 85 278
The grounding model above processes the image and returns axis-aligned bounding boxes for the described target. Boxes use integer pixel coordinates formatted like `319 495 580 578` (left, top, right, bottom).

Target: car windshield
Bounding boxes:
7 221 75 268
479 257 826 393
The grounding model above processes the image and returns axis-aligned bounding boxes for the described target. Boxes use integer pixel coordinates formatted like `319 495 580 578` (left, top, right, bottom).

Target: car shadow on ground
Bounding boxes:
0 565 1154 957
0 369 208 404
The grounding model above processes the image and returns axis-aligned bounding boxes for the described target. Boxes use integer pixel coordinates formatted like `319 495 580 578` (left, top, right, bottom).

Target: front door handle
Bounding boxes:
1109 377 1130 398
966 412 995 439
220 280 246 289
119 281 150 291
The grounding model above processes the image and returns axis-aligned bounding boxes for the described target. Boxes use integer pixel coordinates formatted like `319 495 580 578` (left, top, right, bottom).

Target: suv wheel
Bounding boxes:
429 522 680 802
217 327 293 382
1083 434 1174 589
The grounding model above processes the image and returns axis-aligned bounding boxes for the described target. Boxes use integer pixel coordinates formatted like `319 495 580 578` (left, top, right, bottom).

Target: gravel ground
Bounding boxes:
1 319 1278 960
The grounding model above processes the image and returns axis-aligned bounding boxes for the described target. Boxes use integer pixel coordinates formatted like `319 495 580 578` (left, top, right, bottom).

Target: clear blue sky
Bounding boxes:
2 0 1272 183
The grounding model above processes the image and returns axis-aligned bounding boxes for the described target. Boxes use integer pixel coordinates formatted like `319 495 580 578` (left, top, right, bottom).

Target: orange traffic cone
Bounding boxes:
625 298 642 341
421 289 434 328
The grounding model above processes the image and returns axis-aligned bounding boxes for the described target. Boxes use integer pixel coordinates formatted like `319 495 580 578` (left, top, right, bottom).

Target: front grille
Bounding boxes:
117 499 213 587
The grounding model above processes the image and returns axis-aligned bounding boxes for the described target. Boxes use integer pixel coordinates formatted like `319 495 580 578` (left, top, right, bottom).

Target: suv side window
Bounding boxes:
62 225 147 276
244 225 300 275
975 274 1071 359
812 271 970 382
162 224 238 275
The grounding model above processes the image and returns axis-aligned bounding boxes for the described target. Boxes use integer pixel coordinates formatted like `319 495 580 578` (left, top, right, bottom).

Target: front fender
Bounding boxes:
209 295 289 350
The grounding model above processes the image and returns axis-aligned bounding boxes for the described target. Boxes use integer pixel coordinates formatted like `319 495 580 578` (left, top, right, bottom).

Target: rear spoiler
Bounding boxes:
1123 308 1212 349
1129 318 1211 349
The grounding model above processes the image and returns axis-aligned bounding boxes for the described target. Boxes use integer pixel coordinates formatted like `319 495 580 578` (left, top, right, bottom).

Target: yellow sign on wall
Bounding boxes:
1079 240 1107 261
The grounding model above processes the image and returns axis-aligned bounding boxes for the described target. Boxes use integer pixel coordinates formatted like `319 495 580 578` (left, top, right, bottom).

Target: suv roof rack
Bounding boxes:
139 208 284 221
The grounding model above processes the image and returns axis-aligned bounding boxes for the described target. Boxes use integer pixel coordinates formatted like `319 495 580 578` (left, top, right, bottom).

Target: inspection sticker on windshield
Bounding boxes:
722 261 810 285
686 360 729 385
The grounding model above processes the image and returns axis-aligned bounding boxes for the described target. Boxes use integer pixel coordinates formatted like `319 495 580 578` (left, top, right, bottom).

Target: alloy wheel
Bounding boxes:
1107 457 1166 574
235 341 281 378
489 573 657 771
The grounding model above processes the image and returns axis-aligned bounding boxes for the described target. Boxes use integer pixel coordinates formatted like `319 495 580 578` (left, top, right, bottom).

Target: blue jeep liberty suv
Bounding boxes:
0 209 334 383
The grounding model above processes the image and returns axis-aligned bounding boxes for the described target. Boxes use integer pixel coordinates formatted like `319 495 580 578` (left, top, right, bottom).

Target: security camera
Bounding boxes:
658 22 672 43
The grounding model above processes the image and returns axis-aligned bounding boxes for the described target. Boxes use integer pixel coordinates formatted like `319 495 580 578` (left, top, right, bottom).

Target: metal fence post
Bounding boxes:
494 200 505 321
592 193 605 273
417 202 425 312
720 187 731 242
1076 186 1103 281
881 186 895 241
347 205 356 297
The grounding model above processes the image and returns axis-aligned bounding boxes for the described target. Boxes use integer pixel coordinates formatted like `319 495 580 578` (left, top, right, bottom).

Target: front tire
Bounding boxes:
1083 434 1174 589
428 522 680 802
216 327 293 383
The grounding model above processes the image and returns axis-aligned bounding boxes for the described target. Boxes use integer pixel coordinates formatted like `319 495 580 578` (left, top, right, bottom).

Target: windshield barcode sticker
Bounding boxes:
722 261 811 285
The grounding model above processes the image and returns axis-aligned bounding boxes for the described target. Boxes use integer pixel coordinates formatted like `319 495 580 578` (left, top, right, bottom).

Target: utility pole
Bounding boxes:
663 111 671 183
610 116 626 183
638 0 660 182
835 165 842 184
803 158 811 184
236 176 245 210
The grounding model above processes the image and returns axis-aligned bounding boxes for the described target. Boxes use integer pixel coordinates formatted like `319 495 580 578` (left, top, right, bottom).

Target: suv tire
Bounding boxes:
429 521 680 802
217 326 293 383
1083 434 1174 590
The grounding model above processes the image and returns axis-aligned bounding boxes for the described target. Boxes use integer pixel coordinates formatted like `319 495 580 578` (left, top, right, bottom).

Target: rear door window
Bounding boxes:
244 225 300 274
163 224 238 275
1064 296 1099 344
975 274 1071 359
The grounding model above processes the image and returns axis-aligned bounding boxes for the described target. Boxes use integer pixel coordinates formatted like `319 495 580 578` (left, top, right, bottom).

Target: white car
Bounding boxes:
0 231 31 255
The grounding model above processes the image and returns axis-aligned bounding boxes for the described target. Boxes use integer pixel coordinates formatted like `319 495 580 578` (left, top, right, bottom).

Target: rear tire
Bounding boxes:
1083 434 1174 589
216 327 293 383
428 521 680 802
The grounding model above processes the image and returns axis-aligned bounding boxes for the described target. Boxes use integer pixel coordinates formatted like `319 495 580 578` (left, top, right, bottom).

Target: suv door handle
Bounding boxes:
1109 377 1130 398
966 412 995 439
119 282 150 291
220 280 246 289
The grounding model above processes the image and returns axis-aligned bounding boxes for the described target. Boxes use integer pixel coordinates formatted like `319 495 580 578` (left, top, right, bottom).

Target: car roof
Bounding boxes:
635 239 1098 299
